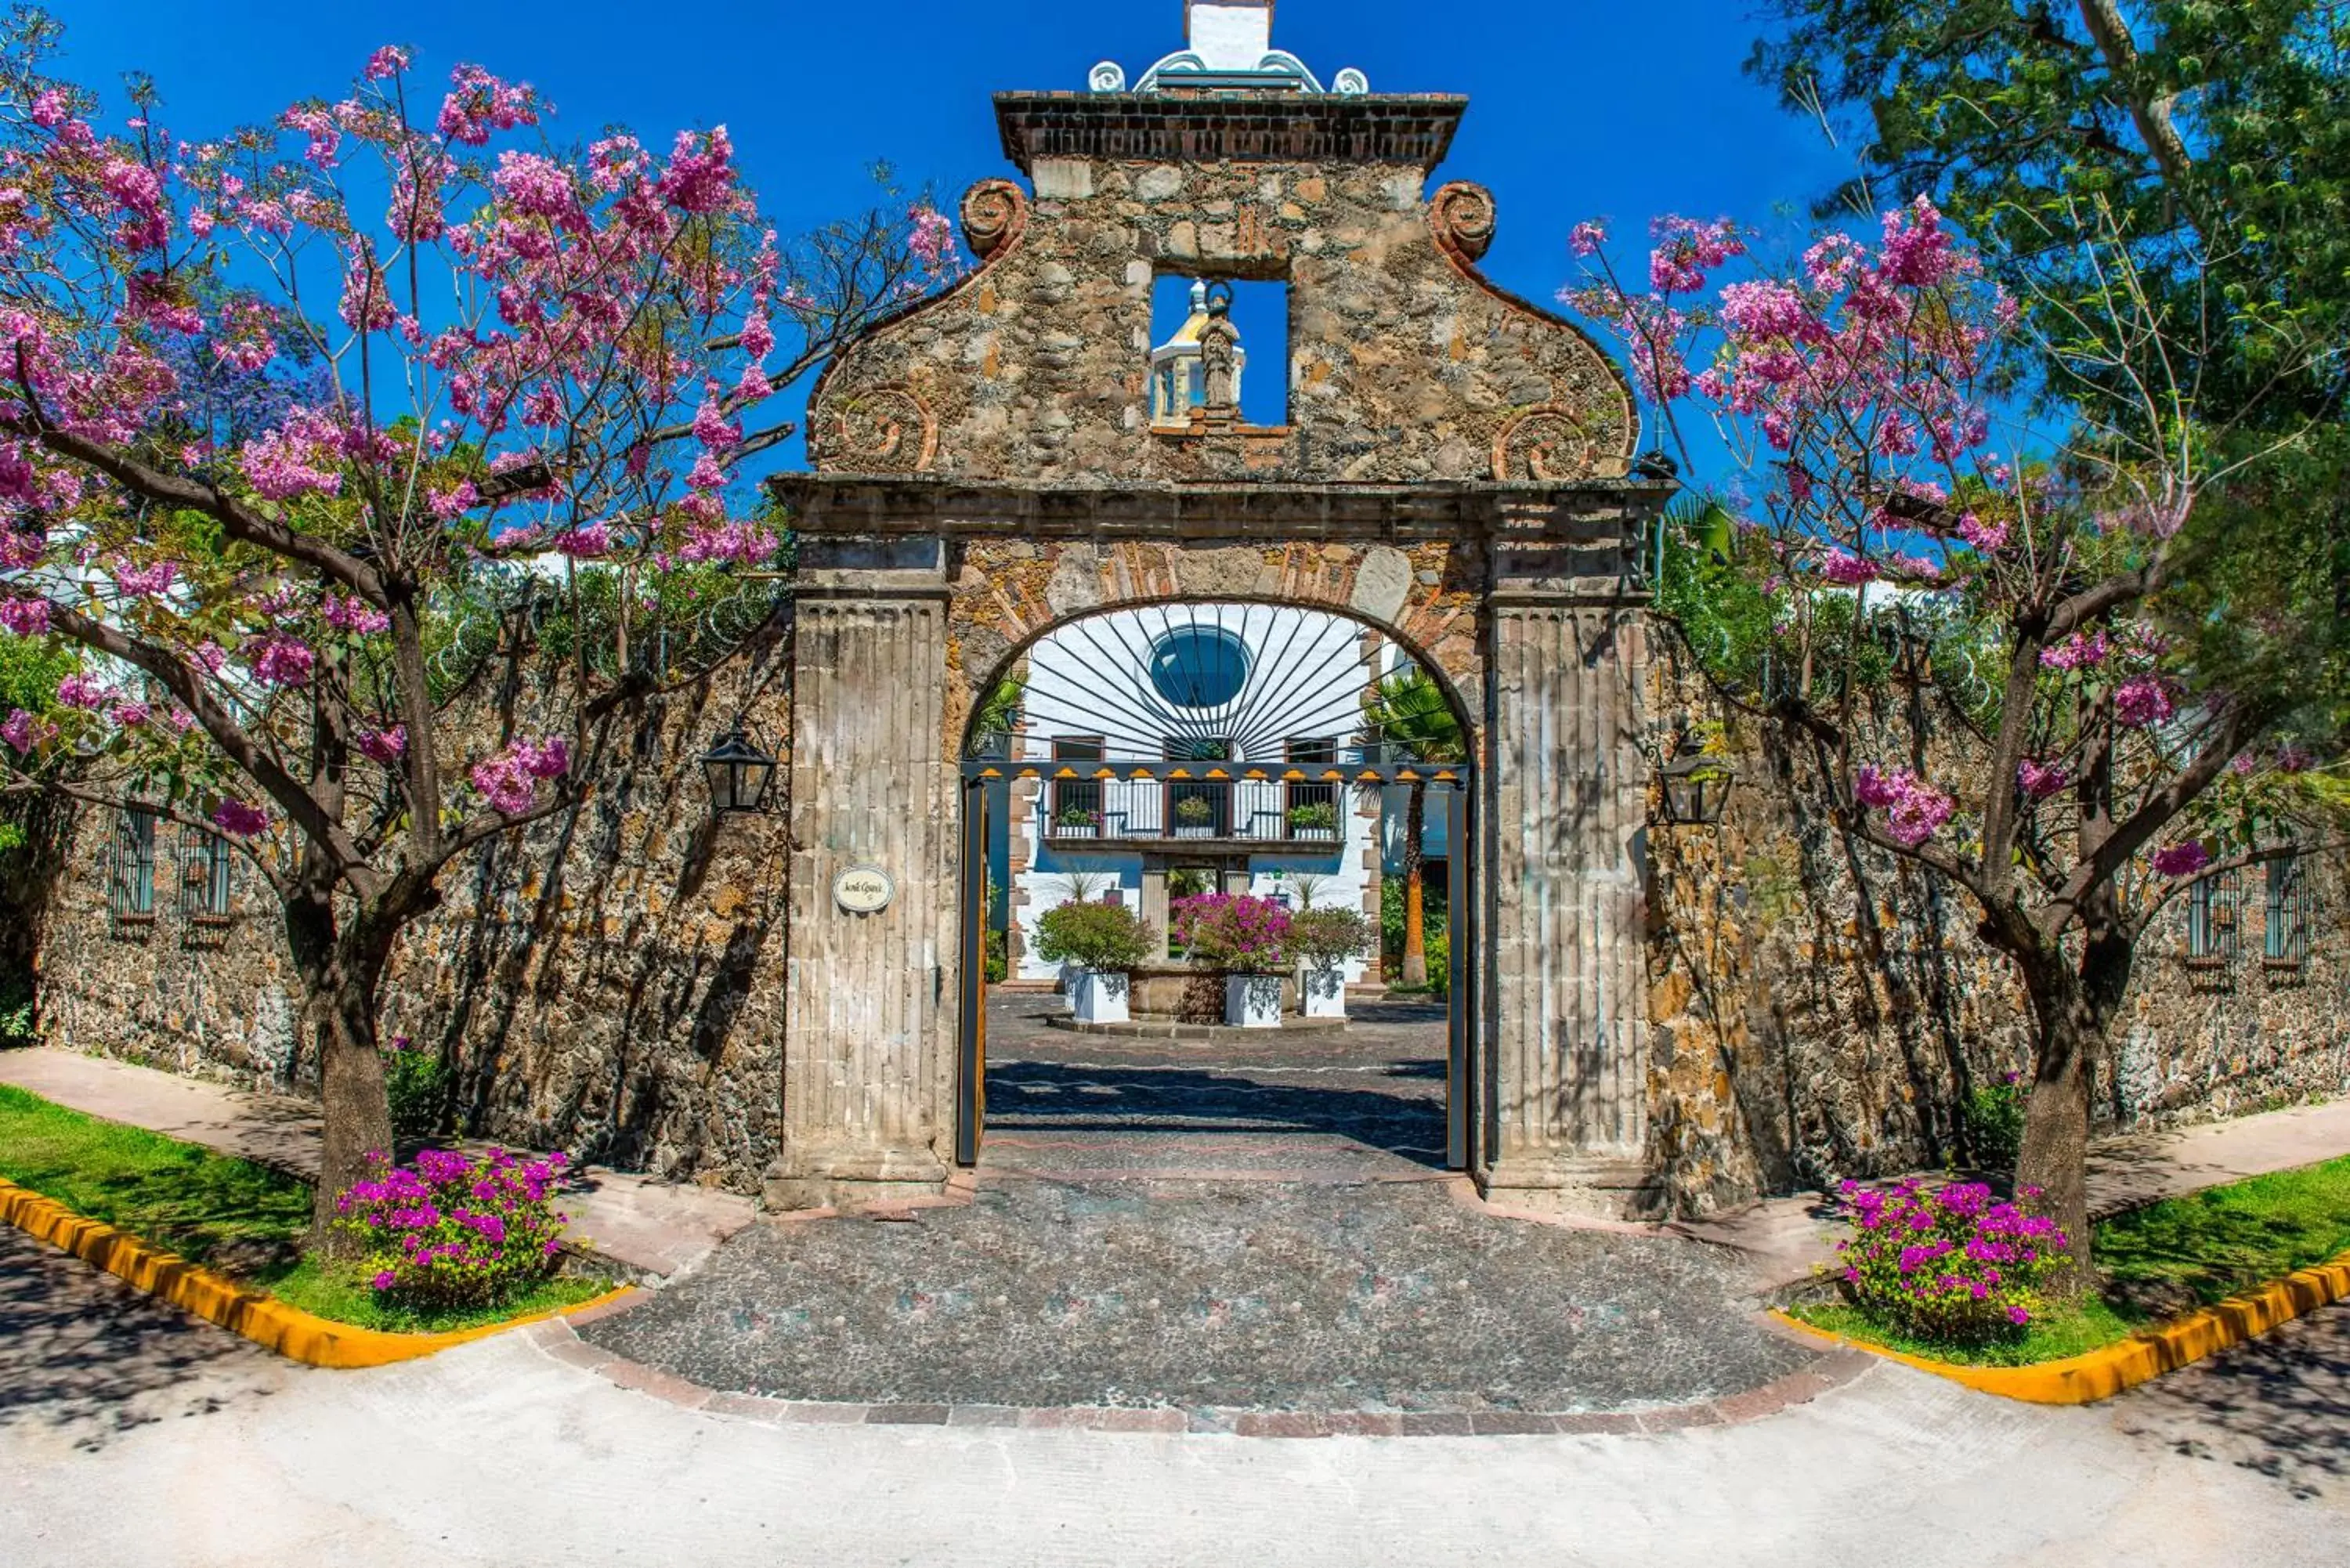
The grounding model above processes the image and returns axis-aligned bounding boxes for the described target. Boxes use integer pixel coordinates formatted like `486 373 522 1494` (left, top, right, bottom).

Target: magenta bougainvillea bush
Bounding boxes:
1828 1178 2070 1344
332 1147 571 1306
1170 892 1290 974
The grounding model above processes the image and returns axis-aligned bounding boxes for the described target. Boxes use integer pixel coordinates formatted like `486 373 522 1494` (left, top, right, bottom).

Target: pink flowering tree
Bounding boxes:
1568 201 2340 1273
0 26 958 1238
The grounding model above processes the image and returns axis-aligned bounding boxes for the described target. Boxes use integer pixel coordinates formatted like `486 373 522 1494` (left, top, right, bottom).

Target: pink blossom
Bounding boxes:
739 307 775 362
56 674 108 710
363 45 411 81
28 89 67 128
2113 676 2175 728
321 593 392 635
0 708 33 753
2016 760 2068 800
249 634 316 687
1567 219 1607 258
470 735 568 814
1957 511 2008 553
2038 631 2110 671
1819 550 1875 586
906 204 957 274
691 394 739 452
213 798 271 836
357 725 407 764
428 481 479 521
657 126 736 215
114 560 175 597
1854 765 1954 847
107 700 150 728
437 64 538 146
0 596 46 636
241 408 345 501
552 522 611 558
340 243 396 331
2152 841 2211 878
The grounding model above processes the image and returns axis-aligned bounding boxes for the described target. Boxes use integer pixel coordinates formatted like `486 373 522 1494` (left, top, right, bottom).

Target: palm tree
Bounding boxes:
1358 667 1466 988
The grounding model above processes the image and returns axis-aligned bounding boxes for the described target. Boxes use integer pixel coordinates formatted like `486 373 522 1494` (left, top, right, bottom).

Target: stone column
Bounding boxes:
1479 505 1654 1216
764 539 960 1209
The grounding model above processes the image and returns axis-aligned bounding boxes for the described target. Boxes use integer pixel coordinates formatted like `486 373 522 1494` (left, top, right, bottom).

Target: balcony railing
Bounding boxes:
1046 777 1346 846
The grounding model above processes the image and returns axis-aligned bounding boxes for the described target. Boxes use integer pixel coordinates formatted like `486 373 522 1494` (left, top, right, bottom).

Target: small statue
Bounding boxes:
1197 288 1240 414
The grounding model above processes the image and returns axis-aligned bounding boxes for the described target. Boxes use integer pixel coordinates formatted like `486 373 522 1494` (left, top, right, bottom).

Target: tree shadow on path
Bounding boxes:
0 1224 291 1452
2110 1300 2350 1501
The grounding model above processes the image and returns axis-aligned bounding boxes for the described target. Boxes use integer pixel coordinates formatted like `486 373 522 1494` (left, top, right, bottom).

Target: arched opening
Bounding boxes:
954 600 1476 1179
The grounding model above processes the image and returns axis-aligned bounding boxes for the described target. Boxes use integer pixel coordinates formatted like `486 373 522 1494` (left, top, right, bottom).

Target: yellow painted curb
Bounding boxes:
1773 1245 2350 1404
0 1174 634 1368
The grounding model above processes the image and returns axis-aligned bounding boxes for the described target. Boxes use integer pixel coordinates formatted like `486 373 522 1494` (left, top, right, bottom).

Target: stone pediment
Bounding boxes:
804 147 1638 488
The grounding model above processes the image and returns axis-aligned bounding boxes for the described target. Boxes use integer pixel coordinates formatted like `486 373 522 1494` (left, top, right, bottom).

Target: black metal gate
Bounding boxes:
953 755 1474 1171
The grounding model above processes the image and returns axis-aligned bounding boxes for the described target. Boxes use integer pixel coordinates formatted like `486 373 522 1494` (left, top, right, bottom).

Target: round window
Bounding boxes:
1147 625 1251 709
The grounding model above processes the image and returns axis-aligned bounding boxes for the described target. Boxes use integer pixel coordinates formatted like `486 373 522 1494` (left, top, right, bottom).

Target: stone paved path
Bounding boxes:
581 1176 1810 1413
581 995 1813 1414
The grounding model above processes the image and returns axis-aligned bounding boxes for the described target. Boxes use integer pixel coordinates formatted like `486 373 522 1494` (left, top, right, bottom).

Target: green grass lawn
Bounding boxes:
0 1082 606 1333
1791 1154 2350 1367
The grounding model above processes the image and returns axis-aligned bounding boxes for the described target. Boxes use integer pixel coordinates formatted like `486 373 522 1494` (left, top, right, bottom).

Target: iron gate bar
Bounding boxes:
1444 781 1471 1172
964 760 1466 782
956 775 989 1166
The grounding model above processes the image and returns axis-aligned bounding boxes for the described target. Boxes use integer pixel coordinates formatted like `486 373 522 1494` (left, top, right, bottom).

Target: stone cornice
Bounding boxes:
767 474 1671 545
992 92 1468 173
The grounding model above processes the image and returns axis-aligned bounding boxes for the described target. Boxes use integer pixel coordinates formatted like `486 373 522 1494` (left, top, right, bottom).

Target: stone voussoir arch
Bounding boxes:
943 536 1484 760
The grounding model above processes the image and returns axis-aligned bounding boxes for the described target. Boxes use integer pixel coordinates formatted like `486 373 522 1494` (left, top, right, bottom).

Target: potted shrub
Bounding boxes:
1032 898 1155 1024
1173 793 1217 839
1054 801 1103 839
1172 892 1291 1028
1285 800 1340 840
1287 907 1374 1018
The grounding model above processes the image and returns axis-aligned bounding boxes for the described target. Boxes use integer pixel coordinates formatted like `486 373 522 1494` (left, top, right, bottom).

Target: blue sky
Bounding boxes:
52 0 1860 464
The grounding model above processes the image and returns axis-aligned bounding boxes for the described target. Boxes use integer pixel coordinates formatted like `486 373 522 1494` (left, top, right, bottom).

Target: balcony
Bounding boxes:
1045 776 1346 849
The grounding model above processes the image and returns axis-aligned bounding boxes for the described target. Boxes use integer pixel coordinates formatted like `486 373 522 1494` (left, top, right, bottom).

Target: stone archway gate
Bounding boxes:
759 42 1671 1216
760 486 1664 1216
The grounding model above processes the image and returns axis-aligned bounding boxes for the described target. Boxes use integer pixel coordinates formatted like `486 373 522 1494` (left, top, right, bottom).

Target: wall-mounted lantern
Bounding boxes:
1657 719 1734 826
701 722 779 815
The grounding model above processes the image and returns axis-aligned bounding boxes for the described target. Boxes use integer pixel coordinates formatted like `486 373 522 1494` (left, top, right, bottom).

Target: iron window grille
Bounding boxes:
2265 854 2312 967
1049 735 1106 837
2185 866 2242 967
1282 736 1340 840
108 804 157 923
175 822 235 924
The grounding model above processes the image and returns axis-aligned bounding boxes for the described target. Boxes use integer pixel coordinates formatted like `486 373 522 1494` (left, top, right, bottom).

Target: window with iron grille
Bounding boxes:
2265 854 2312 966
108 805 156 922
1050 735 1104 835
2185 866 2241 964
176 822 234 923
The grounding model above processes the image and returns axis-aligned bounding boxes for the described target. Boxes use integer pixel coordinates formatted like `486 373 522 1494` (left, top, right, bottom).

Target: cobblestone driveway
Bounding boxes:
581 993 1814 1413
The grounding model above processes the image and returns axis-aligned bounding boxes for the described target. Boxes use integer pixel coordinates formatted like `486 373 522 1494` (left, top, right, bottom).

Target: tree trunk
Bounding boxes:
1400 782 1427 988
2013 979 2112 1292
284 893 396 1248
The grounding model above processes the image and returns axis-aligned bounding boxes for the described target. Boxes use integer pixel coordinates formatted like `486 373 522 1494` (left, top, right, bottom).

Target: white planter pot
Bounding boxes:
1055 823 1098 839
1225 973 1283 1029
1290 826 1337 843
1299 965 1347 1018
1175 824 1215 839
1071 968 1130 1024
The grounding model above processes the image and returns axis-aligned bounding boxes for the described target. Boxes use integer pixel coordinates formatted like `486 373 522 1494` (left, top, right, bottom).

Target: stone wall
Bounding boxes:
34 620 799 1194
1640 637 2350 1217
804 164 1635 488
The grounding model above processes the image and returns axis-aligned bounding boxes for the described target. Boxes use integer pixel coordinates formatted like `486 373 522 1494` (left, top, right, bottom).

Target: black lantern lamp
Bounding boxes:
701 722 778 815
1658 717 1734 826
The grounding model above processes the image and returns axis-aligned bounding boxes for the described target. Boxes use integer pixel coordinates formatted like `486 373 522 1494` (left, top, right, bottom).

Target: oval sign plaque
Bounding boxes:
832 864 895 914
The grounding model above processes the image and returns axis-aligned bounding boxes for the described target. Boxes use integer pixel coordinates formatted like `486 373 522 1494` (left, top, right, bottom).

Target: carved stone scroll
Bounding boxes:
958 179 1027 262
820 387 939 475
1429 181 1497 263
1491 404 1597 482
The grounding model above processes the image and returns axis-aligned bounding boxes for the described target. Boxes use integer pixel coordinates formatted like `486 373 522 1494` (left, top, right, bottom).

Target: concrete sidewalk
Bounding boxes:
1676 1096 2350 1289
0 1046 754 1281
